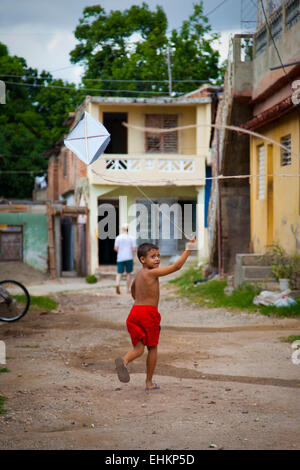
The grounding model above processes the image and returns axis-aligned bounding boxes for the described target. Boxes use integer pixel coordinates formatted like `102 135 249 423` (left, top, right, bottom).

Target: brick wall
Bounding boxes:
47 149 87 201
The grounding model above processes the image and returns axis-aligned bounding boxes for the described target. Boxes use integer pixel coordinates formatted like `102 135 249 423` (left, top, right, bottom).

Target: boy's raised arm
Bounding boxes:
150 238 196 278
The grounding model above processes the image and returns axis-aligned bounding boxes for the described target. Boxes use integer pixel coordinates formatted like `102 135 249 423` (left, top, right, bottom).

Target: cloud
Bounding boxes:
0 0 242 84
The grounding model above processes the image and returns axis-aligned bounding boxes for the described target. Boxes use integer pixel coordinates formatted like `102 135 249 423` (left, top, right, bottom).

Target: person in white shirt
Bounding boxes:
114 223 137 294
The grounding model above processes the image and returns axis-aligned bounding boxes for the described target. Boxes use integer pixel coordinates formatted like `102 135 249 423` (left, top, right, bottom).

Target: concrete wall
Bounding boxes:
0 212 48 272
253 8 300 100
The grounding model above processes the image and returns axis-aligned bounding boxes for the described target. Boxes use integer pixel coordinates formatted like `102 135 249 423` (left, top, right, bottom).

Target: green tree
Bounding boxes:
0 43 82 198
70 1 223 97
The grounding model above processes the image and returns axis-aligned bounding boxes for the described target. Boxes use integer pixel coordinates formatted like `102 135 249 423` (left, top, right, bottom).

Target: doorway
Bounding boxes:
103 113 127 154
0 226 23 261
98 200 119 265
61 217 74 271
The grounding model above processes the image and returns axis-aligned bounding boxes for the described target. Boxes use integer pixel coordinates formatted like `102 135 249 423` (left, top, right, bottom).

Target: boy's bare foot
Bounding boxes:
145 382 160 391
115 357 130 383
116 286 120 294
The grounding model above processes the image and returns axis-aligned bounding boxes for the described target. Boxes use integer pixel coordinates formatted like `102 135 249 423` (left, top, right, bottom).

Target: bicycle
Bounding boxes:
0 280 30 322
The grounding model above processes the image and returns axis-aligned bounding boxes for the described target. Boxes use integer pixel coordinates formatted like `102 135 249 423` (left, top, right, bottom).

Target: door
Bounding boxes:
103 113 127 154
0 226 23 261
158 199 179 255
98 200 119 265
267 145 274 247
61 217 74 271
135 199 179 255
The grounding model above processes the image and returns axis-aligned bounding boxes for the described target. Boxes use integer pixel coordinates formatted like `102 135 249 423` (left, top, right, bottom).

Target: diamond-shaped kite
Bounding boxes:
64 111 110 165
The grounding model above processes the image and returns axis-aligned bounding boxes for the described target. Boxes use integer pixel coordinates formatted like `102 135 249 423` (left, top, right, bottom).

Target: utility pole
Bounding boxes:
167 47 172 97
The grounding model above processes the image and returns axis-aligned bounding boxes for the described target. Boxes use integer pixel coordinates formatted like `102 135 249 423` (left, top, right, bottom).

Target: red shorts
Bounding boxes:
126 305 161 348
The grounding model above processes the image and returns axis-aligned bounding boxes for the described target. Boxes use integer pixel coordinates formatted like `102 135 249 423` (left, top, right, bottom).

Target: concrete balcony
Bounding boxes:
88 153 206 187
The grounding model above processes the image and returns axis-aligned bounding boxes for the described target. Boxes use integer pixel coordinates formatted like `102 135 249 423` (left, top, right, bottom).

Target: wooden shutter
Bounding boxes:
145 114 178 153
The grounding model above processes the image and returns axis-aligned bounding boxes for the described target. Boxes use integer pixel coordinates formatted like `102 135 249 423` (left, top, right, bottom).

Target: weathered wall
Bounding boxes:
0 212 48 272
219 99 252 273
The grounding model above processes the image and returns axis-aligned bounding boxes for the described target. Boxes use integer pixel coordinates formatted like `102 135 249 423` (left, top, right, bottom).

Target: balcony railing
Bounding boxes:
89 154 205 186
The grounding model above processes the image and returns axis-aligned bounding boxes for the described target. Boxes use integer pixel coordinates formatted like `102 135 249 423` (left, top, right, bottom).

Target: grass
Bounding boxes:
14 295 58 311
170 265 300 317
0 396 7 414
280 335 300 343
0 367 10 372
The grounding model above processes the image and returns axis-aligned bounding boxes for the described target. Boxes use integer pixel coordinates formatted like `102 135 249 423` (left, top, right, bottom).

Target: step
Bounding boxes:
235 253 267 266
61 271 77 277
242 265 274 280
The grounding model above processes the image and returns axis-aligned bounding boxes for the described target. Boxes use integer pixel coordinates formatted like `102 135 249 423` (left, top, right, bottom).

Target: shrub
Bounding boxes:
85 274 98 284
260 244 300 289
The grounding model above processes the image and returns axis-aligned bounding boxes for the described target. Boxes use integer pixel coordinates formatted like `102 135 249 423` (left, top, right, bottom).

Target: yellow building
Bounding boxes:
242 0 300 256
85 93 213 274
48 86 219 275
249 111 300 254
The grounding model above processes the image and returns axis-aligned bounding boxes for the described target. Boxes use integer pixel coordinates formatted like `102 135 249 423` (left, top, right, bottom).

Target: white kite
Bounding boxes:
64 111 110 165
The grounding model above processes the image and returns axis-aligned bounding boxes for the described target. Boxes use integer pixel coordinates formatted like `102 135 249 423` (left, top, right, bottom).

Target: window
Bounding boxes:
280 135 291 166
145 114 178 153
258 145 265 200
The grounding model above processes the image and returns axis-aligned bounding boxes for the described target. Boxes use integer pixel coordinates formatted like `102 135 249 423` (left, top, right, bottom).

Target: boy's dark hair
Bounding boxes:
137 242 159 260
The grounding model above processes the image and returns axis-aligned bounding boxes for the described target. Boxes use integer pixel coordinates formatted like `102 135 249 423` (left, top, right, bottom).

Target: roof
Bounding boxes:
85 95 212 106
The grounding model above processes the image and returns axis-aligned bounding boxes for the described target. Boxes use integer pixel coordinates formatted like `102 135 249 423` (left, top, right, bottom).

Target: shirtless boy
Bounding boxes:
115 239 195 390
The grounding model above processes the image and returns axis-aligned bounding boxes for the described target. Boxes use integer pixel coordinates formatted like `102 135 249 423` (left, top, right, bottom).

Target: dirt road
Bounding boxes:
0 282 300 450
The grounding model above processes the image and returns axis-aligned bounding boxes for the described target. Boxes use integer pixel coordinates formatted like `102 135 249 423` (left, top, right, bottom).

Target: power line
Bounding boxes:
4 81 173 95
0 74 213 84
166 0 230 35
205 0 230 17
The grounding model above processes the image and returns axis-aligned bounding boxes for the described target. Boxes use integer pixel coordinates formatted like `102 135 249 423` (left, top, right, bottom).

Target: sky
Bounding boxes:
0 0 256 84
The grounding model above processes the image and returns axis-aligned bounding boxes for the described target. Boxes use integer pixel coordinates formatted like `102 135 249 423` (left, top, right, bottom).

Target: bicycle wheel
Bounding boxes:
0 280 30 322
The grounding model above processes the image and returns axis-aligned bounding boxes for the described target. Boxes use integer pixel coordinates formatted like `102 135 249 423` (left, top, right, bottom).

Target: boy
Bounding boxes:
115 238 195 390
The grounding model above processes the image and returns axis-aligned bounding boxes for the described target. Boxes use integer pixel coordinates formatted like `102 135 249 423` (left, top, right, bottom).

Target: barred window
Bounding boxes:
280 135 291 166
145 114 178 153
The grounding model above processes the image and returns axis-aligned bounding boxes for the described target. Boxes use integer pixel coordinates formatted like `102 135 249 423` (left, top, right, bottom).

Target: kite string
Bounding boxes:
122 122 300 160
91 119 299 244
92 169 300 184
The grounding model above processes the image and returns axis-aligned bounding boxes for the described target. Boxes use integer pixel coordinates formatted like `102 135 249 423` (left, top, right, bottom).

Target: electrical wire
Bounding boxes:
166 0 230 35
4 81 172 95
0 74 215 84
